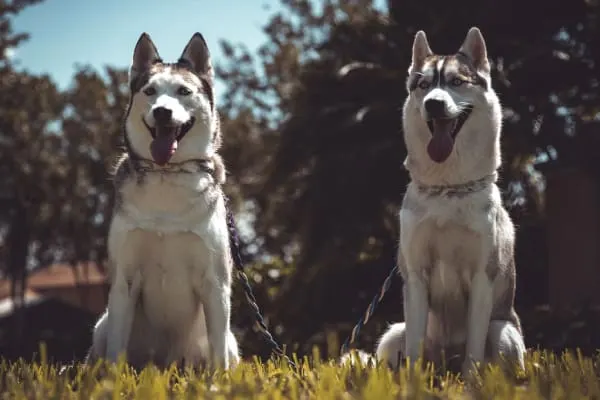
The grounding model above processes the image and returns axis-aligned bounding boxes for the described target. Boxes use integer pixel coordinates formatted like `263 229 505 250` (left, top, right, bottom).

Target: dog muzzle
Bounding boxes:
143 118 195 166
425 106 473 163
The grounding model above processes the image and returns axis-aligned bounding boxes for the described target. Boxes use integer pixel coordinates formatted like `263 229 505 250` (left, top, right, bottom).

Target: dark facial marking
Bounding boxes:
163 61 215 110
408 53 488 92
175 59 214 102
454 52 488 90
130 69 151 94
436 56 450 86
130 61 215 112
408 55 440 91
129 57 164 93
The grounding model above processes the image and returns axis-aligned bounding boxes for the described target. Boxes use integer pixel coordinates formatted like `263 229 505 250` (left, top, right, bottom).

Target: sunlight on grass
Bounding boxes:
0 350 598 399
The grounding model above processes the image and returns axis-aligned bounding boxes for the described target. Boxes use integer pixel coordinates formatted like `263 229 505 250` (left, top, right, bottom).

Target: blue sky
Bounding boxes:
11 0 280 96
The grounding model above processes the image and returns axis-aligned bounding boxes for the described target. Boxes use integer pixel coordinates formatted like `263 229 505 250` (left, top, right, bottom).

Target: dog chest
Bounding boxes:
401 206 487 269
140 235 199 330
400 198 493 344
109 221 217 331
119 173 215 226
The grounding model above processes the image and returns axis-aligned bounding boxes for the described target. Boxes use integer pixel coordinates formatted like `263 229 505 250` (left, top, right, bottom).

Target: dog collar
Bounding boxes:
133 158 215 176
415 173 497 197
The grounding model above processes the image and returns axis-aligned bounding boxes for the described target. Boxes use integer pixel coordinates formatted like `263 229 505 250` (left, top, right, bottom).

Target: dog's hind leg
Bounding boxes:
486 320 526 373
375 322 406 369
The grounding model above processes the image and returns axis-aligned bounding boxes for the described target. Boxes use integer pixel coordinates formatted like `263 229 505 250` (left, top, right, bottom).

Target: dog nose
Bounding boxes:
153 107 172 124
424 99 446 118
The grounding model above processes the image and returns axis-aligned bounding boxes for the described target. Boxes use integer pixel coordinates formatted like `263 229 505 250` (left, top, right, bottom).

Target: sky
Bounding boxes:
11 0 280 96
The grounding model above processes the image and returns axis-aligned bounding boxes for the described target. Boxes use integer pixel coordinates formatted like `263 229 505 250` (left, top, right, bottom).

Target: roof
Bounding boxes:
0 262 107 300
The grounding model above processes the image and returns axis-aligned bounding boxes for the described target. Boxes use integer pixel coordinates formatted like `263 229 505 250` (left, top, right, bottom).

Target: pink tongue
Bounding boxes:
150 128 178 165
427 119 456 163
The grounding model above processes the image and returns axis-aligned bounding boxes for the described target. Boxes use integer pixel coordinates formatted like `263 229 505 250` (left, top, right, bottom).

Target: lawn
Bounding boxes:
0 349 598 399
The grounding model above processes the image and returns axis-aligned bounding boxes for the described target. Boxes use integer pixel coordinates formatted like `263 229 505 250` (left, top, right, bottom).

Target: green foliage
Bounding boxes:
0 350 599 399
0 0 42 66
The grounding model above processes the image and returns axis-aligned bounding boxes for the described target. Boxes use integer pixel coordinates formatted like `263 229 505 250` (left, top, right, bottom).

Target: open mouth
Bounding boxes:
142 117 195 165
425 106 473 163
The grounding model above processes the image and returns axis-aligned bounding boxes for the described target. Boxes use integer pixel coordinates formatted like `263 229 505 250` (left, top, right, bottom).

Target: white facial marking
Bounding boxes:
424 88 460 117
142 68 205 126
436 58 444 88
418 59 469 119
152 95 190 125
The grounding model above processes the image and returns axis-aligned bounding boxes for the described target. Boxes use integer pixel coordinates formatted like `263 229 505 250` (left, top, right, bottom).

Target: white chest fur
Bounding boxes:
399 183 501 343
108 170 228 331
117 171 218 235
400 182 498 272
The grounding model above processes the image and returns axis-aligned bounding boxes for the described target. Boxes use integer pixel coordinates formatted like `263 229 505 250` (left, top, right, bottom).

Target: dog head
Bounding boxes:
124 32 218 166
402 27 502 184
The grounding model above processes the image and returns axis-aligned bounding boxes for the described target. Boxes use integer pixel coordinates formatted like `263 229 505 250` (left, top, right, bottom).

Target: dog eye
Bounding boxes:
450 78 465 87
418 80 431 90
177 86 193 96
143 86 156 96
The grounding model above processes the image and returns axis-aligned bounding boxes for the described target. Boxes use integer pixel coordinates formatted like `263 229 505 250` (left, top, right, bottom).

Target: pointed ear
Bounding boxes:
458 27 490 73
130 33 161 82
409 30 433 74
179 33 213 78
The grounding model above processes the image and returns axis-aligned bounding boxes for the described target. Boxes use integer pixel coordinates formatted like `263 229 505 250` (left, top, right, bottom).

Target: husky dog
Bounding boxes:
87 32 240 370
375 27 526 376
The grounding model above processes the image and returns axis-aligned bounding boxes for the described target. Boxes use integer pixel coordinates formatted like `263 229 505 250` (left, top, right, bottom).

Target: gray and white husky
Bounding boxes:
87 32 240 370
375 27 526 376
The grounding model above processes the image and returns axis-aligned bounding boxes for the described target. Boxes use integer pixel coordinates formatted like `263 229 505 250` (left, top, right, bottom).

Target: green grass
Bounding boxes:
0 349 598 399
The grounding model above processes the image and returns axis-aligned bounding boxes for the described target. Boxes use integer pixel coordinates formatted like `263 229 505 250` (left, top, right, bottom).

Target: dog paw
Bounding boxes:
461 360 484 383
339 350 376 367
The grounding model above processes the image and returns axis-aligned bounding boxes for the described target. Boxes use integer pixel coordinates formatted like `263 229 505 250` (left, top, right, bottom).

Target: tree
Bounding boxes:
0 0 63 353
0 0 128 306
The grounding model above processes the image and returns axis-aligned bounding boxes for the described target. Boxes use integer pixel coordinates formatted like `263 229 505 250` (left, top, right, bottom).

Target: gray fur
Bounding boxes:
373 27 526 377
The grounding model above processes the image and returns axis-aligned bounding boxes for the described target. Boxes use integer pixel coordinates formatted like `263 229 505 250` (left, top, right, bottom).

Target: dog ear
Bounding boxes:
130 33 161 83
409 30 432 74
458 27 490 73
179 33 213 79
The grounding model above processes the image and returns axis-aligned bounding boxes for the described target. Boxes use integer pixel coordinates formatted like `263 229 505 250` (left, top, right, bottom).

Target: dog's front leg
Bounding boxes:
87 310 109 364
404 272 429 368
198 274 231 370
464 269 493 376
105 268 141 363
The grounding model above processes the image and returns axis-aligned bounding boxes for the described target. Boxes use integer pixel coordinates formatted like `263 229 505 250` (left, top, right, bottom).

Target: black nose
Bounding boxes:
153 107 172 124
424 99 446 118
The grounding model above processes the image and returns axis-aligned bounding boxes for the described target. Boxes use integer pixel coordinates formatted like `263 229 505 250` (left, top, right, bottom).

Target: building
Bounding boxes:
0 263 108 363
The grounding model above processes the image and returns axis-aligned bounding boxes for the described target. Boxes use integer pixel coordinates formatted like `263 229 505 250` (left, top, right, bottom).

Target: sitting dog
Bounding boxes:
376 27 526 376
87 32 240 370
